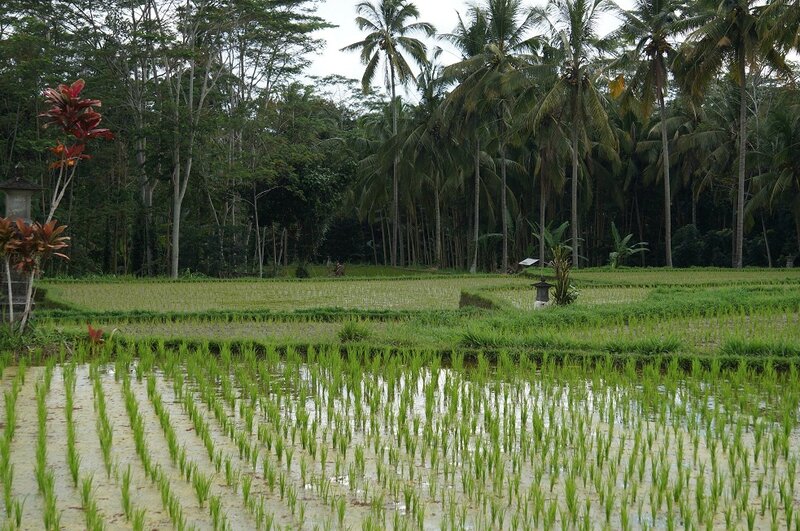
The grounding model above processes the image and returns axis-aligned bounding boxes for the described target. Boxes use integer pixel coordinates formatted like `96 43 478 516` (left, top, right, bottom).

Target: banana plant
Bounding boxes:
608 221 648 268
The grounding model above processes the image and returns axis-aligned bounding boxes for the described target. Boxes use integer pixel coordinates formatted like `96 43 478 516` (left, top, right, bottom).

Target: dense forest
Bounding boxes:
0 0 798 277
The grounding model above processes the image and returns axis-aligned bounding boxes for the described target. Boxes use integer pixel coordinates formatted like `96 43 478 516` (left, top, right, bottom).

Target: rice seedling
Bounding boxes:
121 464 132 519
90 365 114 478
131 508 146 531
193 470 212 508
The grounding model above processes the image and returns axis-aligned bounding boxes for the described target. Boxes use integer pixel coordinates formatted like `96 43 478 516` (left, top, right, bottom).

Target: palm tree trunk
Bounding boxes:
761 216 772 268
539 175 546 271
500 139 508 273
659 91 673 267
570 123 579 268
380 212 388 265
734 57 747 269
434 172 442 268
470 138 480 274
390 67 399 268
795 215 800 263
370 221 379 266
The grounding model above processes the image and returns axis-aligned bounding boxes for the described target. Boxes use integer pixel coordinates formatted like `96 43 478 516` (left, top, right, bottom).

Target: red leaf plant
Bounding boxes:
40 80 112 141
87 324 104 345
40 79 113 223
0 217 69 332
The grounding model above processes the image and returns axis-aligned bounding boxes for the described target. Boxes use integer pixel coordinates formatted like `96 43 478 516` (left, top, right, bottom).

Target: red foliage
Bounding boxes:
48 142 91 169
40 79 113 170
0 218 70 273
87 324 104 344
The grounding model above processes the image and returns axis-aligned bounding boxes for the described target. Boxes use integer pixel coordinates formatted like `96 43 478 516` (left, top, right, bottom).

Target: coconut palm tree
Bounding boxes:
514 41 569 269
748 91 800 262
613 0 686 267
441 6 491 273
679 0 789 268
342 0 435 266
443 0 541 272
531 0 618 268
401 51 452 267
762 0 800 53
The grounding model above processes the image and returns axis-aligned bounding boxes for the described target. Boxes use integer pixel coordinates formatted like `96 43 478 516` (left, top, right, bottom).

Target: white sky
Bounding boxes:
307 0 633 99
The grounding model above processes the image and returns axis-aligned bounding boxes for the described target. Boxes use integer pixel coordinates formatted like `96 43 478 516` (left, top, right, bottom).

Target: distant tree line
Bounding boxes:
0 0 798 276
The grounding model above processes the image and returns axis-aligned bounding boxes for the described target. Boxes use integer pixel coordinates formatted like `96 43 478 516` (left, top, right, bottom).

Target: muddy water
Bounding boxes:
2 356 799 530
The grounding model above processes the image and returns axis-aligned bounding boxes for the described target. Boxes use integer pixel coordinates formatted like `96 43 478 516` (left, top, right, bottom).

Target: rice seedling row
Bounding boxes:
4 338 800 530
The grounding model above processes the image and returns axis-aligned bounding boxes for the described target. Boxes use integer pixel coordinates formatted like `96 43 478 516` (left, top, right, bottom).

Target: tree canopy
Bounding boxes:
0 0 798 276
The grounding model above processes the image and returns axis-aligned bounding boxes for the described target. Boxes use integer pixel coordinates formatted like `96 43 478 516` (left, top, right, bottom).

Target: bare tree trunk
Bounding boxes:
470 139 480 274
136 137 155 276
18 271 35 334
170 142 193 278
170 145 182 278
273 225 278 269
4 259 13 323
254 185 263 278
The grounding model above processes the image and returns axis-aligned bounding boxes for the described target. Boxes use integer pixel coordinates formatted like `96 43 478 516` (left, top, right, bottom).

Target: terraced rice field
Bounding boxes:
41 277 524 313
7 269 800 529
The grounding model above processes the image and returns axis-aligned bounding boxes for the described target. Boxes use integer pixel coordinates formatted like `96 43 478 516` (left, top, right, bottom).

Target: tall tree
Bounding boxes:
614 0 685 267
762 0 800 54
403 51 450 267
533 0 617 267
342 0 435 266
680 0 789 268
443 0 540 272
442 6 490 273
149 0 229 278
748 90 800 262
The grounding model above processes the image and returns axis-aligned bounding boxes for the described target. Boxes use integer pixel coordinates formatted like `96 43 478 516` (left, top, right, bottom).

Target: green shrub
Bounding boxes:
338 320 371 343
552 245 578 306
720 338 800 357
604 336 683 355
294 264 310 278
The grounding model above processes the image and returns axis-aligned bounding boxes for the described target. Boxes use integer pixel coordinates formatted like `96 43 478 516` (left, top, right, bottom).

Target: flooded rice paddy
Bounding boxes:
2 343 800 530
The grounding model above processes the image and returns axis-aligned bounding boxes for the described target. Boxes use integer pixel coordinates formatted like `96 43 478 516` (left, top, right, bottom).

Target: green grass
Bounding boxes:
41 276 523 313
569 267 800 286
33 268 800 357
